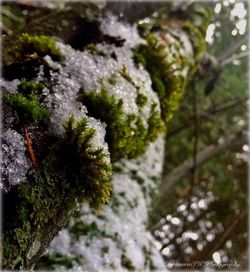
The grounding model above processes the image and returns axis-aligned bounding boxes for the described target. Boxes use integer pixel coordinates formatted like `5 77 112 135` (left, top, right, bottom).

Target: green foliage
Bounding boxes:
4 92 50 124
83 88 163 161
2 116 112 269
8 33 63 64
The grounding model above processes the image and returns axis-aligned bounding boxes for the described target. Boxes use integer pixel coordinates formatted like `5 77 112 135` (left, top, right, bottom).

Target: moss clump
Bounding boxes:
4 79 50 124
4 92 50 124
121 253 135 270
133 33 188 123
2 116 112 269
8 33 63 64
147 103 165 142
18 78 45 94
85 43 107 57
107 74 119 86
182 21 205 64
83 88 163 161
46 115 112 210
120 64 137 88
83 88 147 161
136 93 148 107
35 253 83 270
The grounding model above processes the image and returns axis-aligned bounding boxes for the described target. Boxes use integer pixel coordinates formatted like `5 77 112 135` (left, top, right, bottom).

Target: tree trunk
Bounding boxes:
1 2 210 270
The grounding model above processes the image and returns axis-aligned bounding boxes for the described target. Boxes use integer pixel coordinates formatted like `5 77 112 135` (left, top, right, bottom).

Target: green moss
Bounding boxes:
69 221 100 241
4 92 51 124
120 64 138 88
182 21 206 64
8 33 63 64
83 88 144 160
83 87 163 161
18 78 45 94
121 253 135 270
101 246 109 255
136 93 148 107
47 115 112 210
4 79 50 124
133 33 187 123
2 116 112 269
85 43 107 57
147 103 165 141
133 50 147 67
36 253 83 270
107 74 119 85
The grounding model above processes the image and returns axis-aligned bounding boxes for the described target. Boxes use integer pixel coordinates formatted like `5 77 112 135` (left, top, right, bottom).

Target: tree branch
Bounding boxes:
221 50 250 66
161 131 247 193
167 96 247 138
217 31 248 64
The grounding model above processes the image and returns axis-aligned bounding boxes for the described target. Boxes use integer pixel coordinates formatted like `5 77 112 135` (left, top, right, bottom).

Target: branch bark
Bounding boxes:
161 131 247 193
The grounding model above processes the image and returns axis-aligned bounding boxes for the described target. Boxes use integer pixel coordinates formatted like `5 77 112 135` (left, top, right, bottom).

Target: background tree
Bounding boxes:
149 1 248 270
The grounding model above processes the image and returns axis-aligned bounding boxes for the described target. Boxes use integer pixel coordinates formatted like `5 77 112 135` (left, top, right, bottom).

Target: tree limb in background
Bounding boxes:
167 96 248 138
161 130 247 194
199 30 248 95
221 50 250 66
217 30 248 64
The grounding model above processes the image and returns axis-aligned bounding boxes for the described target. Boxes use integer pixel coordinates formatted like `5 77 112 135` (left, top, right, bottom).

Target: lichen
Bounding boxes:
2 116 112 269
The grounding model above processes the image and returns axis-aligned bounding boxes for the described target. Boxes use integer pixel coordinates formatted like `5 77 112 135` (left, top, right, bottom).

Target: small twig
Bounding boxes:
25 127 37 167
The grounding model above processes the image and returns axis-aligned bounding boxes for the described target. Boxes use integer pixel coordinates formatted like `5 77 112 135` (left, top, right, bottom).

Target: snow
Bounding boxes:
1 129 31 191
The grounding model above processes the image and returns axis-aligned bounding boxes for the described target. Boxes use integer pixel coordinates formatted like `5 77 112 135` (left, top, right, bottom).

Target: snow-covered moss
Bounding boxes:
5 33 63 65
41 134 166 271
2 116 112 269
83 87 164 161
133 32 190 123
1 130 31 191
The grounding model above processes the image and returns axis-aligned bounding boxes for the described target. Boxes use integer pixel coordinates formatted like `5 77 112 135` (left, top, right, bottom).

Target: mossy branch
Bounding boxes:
2 116 112 270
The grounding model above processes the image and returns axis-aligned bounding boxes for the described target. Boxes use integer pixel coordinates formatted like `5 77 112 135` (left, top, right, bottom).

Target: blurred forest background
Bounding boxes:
1 0 249 271
149 1 249 270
